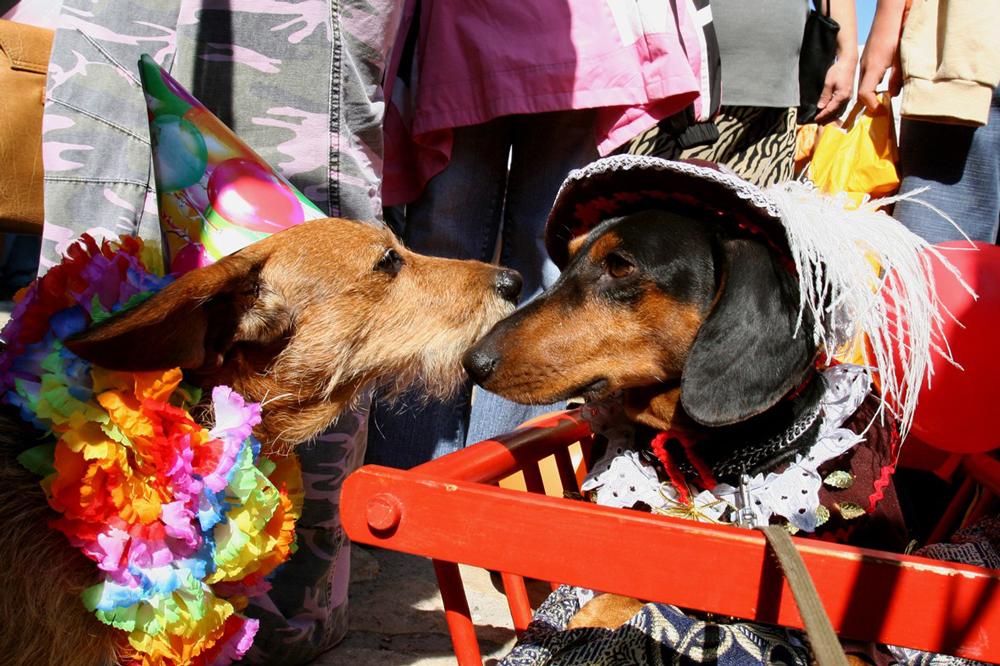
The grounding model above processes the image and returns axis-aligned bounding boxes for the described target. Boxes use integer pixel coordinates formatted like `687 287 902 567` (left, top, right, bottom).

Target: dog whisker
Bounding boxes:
261 392 294 407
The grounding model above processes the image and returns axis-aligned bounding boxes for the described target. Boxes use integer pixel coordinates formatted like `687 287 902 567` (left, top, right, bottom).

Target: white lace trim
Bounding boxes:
554 154 785 220
580 364 872 532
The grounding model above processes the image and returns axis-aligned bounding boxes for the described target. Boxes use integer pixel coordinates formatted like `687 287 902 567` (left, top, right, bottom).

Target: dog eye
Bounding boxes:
604 252 635 279
375 248 404 276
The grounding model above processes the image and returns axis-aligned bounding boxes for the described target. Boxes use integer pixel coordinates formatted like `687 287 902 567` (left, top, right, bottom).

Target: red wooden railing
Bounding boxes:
342 410 1000 665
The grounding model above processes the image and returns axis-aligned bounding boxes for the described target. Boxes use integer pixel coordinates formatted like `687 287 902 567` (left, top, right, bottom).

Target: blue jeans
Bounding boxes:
0 233 41 300
893 87 1000 244
366 110 600 468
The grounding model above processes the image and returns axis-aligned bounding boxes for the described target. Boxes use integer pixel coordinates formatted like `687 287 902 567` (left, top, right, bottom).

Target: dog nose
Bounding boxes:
463 346 499 384
494 269 522 303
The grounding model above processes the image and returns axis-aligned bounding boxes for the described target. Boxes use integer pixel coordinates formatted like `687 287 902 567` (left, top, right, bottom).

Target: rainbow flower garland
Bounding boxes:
0 236 303 666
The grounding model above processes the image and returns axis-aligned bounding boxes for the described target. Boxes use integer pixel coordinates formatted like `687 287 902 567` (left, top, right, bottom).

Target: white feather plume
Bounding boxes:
763 181 975 439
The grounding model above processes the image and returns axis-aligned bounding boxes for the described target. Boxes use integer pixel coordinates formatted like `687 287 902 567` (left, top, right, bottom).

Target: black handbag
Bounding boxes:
797 1 840 124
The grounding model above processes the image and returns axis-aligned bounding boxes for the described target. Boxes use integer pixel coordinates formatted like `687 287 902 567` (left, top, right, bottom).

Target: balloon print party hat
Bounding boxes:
138 54 325 273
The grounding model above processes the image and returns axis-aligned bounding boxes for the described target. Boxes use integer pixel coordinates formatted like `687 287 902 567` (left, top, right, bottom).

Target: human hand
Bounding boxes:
814 55 857 124
858 44 902 113
858 0 908 112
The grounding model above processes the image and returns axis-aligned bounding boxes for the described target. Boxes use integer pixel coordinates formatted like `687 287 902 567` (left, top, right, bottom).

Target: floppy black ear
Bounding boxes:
680 238 815 427
64 248 287 372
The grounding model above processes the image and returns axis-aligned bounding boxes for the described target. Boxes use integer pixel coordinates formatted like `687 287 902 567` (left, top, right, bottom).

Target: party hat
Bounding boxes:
138 54 325 273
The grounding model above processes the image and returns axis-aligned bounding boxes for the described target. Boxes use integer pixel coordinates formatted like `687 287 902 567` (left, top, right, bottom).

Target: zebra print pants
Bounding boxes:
625 106 797 188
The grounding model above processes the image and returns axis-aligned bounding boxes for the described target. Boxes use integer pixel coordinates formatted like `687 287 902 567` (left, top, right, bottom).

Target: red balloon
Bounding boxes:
207 158 305 234
901 242 1000 453
170 242 212 275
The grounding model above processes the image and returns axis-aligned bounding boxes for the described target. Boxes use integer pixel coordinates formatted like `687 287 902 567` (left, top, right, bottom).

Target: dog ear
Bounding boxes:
65 248 288 372
680 238 814 427
567 234 589 260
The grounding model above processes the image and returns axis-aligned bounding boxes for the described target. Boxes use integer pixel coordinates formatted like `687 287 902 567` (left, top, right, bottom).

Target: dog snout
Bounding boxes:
493 269 522 304
463 344 500 384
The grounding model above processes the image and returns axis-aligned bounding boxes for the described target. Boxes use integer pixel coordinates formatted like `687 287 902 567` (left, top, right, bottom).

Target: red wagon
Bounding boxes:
342 409 1000 665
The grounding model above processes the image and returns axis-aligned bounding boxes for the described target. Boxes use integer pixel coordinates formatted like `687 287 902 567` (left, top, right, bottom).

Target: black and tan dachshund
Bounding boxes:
462 208 907 632
463 208 816 438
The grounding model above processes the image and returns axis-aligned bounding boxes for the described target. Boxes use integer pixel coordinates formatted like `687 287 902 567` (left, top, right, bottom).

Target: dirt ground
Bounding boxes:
311 545 521 665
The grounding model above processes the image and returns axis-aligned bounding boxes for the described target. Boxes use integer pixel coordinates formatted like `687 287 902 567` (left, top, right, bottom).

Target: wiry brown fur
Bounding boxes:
66 218 516 453
1 218 517 664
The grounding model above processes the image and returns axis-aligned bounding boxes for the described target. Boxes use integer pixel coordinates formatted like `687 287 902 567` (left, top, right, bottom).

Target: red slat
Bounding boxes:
965 454 1000 496
928 476 977 545
522 463 546 494
500 572 533 633
414 410 590 484
432 559 483 666
553 447 580 494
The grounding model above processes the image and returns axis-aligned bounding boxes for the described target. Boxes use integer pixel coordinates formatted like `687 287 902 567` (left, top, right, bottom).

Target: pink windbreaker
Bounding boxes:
384 0 708 205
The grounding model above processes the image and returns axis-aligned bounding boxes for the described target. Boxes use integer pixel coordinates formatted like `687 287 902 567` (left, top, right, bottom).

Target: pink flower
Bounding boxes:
88 525 130 572
161 500 199 549
204 386 262 492
210 386 262 443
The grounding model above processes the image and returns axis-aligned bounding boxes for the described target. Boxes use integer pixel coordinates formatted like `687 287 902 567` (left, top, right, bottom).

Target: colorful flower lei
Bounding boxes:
0 235 303 666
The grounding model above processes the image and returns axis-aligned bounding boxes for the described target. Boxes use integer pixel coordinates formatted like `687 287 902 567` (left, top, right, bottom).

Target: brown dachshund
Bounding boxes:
0 217 520 665
463 208 815 436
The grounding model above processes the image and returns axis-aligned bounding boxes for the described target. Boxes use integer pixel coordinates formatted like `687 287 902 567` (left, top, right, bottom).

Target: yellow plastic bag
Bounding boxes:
794 122 819 176
808 94 899 208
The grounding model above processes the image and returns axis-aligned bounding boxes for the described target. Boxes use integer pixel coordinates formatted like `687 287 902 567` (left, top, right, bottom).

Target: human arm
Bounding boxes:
858 0 908 112
814 0 859 124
